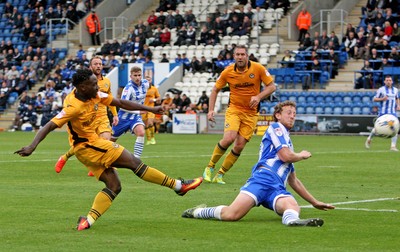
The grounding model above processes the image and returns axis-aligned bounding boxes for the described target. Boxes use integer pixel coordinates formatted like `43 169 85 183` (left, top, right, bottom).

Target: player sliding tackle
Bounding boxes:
183 101 334 227
15 69 203 231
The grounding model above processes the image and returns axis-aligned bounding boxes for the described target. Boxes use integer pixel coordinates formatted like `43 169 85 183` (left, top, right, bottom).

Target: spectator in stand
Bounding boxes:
0 81 10 109
66 5 79 29
281 50 294 67
327 48 339 78
110 39 121 56
164 10 176 29
383 21 393 41
198 26 209 45
186 26 196 46
147 10 158 27
199 56 212 73
354 31 367 60
299 32 312 51
157 10 166 28
184 10 196 27
174 9 184 28
170 92 183 114
272 0 290 15
100 40 111 55
364 7 377 25
344 31 357 59
296 7 312 42
160 53 169 63
175 26 187 46
369 48 382 70
327 31 340 49
160 27 171 46
355 60 374 89
383 8 397 26
190 56 201 73
86 10 101 46
141 44 153 59
208 29 220 45
214 16 227 37
180 94 192 113
389 47 400 66
131 36 143 56
374 11 385 29
391 22 400 42
76 0 87 19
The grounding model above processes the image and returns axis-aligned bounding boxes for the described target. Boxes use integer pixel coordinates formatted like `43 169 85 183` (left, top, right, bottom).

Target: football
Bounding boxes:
374 114 400 138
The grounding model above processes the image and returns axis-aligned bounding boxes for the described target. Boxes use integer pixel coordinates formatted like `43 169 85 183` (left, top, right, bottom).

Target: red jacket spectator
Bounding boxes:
160 29 171 45
148 10 158 26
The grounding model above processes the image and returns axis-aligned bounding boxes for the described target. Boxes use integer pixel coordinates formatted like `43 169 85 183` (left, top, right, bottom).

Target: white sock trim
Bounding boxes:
282 209 299 225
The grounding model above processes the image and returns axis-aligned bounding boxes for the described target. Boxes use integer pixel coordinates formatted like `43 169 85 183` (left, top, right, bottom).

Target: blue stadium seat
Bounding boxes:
297 105 305 114
361 107 371 115
342 105 352 115
314 104 324 114
343 94 352 103
323 104 333 114
333 106 343 115
305 105 315 114
352 106 361 114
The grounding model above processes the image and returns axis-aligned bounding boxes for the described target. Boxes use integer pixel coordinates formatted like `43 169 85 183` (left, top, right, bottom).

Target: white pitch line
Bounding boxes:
301 197 399 209
333 207 398 212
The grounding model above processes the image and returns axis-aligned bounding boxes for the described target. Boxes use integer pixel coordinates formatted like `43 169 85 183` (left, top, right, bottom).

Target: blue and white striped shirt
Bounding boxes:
375 85 399 116
252 122 294 186
118 79 149 120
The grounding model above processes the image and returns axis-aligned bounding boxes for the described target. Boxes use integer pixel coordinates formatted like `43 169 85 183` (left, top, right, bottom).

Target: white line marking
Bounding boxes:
333 207 398 212
301 197 399 211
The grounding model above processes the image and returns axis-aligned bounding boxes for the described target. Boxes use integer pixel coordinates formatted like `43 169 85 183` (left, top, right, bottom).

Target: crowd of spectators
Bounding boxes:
0 0 101 130
286 1 400 90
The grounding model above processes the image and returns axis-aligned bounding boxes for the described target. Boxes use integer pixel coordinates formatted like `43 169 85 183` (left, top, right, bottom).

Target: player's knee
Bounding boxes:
106 181 122 195
221 210 243 221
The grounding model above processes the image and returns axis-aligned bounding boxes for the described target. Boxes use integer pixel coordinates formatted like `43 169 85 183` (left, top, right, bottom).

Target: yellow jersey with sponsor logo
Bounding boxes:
51 90 113 146
215 60 273 113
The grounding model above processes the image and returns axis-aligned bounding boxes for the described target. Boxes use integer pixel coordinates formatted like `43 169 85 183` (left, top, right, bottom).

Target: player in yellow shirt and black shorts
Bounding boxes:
15 69 203 231
203 45 276 184
55 56 119 176
142 75 161 145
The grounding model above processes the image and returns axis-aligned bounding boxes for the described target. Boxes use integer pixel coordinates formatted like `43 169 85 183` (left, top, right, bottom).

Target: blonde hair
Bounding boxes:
273 101 296 122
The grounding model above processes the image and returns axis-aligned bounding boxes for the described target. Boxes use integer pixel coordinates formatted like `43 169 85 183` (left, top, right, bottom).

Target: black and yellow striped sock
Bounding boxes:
145 127 151 141
208 143 227 168
65 146 75 159
218 150 240 175
87 188 117 224
132 162 176 189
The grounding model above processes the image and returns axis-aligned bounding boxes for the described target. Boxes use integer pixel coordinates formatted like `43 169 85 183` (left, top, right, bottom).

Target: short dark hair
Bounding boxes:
72 69 93 87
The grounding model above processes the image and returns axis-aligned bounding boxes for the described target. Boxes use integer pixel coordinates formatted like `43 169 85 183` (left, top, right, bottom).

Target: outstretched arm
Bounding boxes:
288 172 335 211
14 121 58 157
110 98 164 114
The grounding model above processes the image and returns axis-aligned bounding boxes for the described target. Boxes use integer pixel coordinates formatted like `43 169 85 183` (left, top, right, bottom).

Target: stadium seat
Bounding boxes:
297 105 305 114
352 106 361 114
342 105 352 115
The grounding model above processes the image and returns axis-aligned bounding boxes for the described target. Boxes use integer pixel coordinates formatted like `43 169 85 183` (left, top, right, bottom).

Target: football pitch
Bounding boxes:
0 132 399 251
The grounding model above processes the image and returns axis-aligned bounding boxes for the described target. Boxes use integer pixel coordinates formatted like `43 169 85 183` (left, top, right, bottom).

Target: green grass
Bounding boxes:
1 132 399 251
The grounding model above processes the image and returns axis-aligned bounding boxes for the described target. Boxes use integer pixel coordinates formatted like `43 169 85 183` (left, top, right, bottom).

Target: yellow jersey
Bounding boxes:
144 85 160 107
51 90 113 146
215 60 274 114
97 76 117 117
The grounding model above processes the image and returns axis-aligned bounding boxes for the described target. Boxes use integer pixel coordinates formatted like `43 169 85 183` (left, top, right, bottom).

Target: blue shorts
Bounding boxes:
112 114 144 138
240 168 294 214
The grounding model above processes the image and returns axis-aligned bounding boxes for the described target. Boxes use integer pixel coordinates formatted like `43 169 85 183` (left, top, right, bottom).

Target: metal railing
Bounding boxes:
98 17 128 42
310 9 348 42
46 18 78 51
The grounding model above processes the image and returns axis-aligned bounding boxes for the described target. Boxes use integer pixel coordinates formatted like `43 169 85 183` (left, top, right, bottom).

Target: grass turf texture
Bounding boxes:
0 132 399 251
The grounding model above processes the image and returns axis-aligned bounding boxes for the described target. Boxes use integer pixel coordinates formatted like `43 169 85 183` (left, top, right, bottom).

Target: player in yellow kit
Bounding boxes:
203 45 276 184
15 69 203 231
142 75 161 145
55 56 118 176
